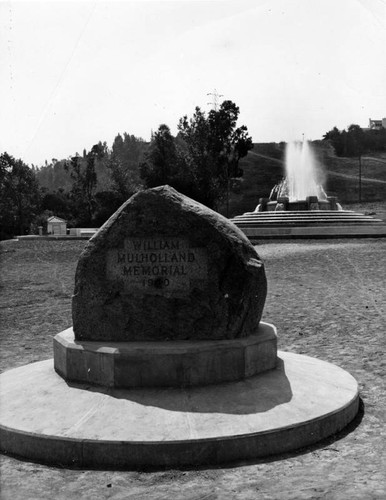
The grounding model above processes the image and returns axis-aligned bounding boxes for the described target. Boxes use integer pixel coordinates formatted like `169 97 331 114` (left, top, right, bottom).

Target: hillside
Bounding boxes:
222 142 386 217
221 143 286 217
35 140 386 219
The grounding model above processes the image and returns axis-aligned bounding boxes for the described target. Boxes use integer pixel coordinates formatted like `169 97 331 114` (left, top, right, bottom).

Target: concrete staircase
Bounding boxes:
231 210 386 240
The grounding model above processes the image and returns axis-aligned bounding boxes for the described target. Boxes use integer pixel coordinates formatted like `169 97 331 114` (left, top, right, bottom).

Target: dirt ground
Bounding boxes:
0 236 385 500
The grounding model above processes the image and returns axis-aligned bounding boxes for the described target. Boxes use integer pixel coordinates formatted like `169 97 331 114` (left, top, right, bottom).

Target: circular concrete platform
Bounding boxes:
0 351 359 468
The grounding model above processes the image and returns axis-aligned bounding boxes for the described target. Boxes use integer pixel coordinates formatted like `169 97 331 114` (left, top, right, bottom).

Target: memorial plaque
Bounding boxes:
106 237 208 295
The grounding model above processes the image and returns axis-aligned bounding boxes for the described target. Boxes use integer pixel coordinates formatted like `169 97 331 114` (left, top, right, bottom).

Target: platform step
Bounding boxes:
230 210 386 239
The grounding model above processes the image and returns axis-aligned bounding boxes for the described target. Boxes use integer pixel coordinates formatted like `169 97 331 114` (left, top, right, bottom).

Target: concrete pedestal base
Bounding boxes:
0 351 359 469
54 322 277 388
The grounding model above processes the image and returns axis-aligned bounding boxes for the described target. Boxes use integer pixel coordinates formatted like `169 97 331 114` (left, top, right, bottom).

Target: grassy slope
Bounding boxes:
222 142 386 217
223 143 286 217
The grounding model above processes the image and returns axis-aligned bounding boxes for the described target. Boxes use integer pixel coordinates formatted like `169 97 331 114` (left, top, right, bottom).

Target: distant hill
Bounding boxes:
36 160 73 192
221 141 386 217
35 158 117 193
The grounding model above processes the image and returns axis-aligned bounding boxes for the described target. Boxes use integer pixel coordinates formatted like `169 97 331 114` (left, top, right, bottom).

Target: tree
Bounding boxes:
140 101 253 211
323 126 345 156
346 124 365 157
347 124 366 202
92 190 127 227
178 100 253 211
108 132 145 200
323 123 386 157
0 153 41 239
41 189 72 220
140 124 178 188
65 143 105 225
324 124 370 202
107 156 139 202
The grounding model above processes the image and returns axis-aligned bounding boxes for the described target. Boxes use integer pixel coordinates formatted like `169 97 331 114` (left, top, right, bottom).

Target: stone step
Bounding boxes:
237 210 360 216
232 211 378 219
243 225 386 239
234 223 384 228
233 214 376 220
230 209 386 238
233 218 383 225
233 215 380 220
233 217 383 222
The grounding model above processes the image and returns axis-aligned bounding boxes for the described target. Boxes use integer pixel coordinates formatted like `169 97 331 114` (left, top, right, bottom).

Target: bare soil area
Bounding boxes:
0 237 385 500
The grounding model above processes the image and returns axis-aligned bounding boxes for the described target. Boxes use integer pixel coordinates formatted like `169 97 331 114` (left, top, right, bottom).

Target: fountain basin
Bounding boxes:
262 196 338 213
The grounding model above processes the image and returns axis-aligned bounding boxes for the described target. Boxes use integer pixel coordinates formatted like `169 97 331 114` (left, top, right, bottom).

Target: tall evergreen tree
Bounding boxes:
108 132 144 200
65 143 106 225
140 124 178 187
178 100 253 210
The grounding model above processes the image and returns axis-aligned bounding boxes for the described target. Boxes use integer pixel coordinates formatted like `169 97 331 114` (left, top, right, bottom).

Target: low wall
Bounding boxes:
68 228 98 237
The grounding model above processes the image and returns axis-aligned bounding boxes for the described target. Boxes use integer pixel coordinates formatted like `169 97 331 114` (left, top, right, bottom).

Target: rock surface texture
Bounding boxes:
72 186 267 341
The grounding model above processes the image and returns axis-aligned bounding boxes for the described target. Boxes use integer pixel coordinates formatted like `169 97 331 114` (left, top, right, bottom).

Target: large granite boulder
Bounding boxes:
72 186 267 341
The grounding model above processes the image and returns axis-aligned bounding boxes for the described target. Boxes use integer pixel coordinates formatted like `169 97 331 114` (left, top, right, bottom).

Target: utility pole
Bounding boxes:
207 89 223 111
225 164 230 218
207 89 228 215
359 155 362 203
206 89 230 217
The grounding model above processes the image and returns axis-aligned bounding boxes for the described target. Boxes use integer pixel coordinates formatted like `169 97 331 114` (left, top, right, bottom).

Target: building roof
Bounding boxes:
47 216 67 223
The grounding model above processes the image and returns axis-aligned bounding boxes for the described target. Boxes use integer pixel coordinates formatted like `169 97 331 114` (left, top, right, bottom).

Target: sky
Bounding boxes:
1 0 386 167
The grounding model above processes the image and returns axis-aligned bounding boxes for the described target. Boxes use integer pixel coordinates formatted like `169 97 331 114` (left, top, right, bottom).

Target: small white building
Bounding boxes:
47 216 67 236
